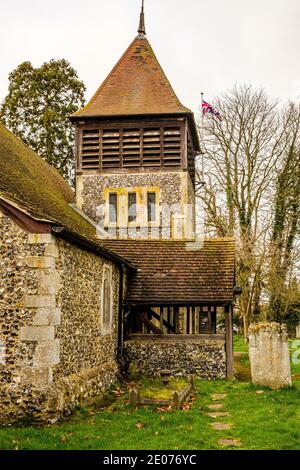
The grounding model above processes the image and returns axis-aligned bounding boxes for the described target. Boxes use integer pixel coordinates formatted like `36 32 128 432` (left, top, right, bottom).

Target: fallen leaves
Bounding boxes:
60 432 74 444
156 405 173 413
136 421 145 430
113 387 124 398
181 403 191 411
11 439 19 450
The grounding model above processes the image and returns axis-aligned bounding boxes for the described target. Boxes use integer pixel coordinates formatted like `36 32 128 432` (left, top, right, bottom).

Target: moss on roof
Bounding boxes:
0 123 99 242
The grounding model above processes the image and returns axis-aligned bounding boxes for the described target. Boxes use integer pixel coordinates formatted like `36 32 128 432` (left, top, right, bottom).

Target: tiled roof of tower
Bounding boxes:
101 239 236 304
72 35 191 118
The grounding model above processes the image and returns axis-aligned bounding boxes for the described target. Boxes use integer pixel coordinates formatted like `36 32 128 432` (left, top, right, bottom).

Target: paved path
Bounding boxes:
206 392 242 448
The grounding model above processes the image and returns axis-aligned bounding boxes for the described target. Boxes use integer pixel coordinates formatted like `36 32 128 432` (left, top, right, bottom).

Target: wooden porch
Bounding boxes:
125 304 234 378
127 305 225 336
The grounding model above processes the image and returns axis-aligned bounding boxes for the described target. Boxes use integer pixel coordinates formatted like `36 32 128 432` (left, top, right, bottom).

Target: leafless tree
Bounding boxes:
196 85 300 337
268 104 300 322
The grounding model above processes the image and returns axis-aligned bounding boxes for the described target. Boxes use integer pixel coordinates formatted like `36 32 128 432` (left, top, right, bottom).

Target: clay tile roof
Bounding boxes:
101 239 236 304
72 35 191 118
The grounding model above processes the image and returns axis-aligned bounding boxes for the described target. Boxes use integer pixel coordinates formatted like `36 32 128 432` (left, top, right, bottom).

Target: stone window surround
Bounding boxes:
103 186 160 229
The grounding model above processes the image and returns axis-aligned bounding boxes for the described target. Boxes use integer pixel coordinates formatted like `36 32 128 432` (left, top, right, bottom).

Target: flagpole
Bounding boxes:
201 91 204 183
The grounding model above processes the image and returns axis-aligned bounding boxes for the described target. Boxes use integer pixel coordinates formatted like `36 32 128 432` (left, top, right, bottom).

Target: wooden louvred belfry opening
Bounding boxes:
123 128 140 167
102 129 120 169
72 26 200 178
78 122 186 172
81 129 100 169
163 127 181 166
142 128 161 167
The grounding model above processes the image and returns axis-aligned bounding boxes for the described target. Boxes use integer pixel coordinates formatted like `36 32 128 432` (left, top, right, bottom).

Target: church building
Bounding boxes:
0 4 236 424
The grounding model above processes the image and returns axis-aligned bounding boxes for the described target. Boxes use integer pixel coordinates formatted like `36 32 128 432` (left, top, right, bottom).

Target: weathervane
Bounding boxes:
138 0 146 35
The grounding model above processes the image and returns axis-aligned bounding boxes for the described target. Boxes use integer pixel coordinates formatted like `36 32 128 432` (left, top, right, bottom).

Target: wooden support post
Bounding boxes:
199 306 203 333
225 304 234 379
167 307 171 334
174 307 180 334
160 307 164 333
192 306 195 334
186 307 190 334
208 305 212 334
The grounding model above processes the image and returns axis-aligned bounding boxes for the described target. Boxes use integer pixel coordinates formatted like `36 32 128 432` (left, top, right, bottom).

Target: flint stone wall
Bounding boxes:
80 172 183 222
0 211 120 425
125 339 226 379
79 172 195 240
249 322 292 389
0 212 45 424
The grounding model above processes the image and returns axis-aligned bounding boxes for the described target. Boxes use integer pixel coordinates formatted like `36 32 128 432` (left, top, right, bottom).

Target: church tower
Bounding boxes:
71 2 200 240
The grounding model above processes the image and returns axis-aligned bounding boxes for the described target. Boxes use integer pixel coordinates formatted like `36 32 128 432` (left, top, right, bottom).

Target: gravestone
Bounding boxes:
249 322 291 389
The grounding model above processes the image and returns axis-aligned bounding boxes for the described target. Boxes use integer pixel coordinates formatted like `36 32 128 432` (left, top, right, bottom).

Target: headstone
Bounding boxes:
249 322 291 389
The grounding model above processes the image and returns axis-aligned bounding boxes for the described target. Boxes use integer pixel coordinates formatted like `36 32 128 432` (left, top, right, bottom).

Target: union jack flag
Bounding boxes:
202 100 222 121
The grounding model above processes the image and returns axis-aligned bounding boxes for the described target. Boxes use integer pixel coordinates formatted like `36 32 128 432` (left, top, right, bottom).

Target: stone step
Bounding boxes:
207 412 229 419
218 439 241 447
208 403 224 410
211 393 227 401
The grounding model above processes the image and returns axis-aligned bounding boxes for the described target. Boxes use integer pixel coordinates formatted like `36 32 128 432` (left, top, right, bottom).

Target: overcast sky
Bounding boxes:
1 0 300 113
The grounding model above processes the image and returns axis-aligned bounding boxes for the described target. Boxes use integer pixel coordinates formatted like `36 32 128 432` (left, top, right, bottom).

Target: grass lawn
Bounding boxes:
0 378 299 450
0 336 298 451
233 334 249 353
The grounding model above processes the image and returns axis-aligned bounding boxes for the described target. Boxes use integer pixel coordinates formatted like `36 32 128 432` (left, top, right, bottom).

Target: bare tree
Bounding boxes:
197 85 297 337
268 104 300 322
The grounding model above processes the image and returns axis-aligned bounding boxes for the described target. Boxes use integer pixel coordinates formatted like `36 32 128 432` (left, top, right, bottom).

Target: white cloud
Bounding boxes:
1 0 299 110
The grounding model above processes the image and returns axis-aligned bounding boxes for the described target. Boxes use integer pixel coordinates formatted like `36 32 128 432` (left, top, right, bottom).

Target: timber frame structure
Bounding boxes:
126 304 234 379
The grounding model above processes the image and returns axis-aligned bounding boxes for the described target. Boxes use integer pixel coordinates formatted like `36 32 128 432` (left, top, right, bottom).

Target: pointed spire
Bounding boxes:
138 0 146 35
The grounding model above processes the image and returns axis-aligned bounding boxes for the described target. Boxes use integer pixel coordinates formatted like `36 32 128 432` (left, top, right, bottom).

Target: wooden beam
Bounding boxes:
208 305 212 334
148 308 175 333
174 307 180 334
225 304 234 379
0 200 51 234
192 306 196 334
127 334 225 341
136 312 162 334
186 306 190 334
160 307 164 333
